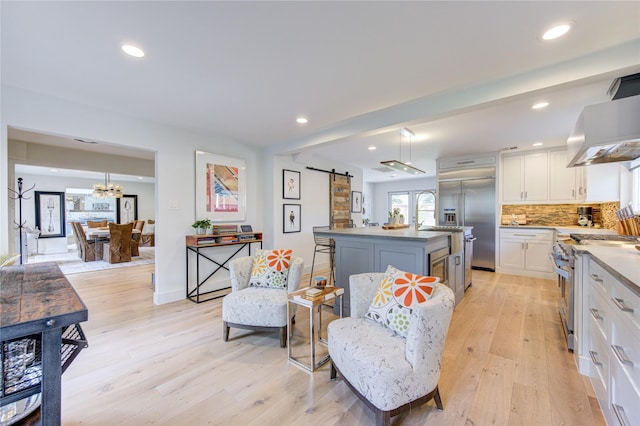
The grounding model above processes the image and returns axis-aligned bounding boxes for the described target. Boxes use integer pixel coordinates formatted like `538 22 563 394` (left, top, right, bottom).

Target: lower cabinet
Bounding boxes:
498 228 554 278
582 256 640 426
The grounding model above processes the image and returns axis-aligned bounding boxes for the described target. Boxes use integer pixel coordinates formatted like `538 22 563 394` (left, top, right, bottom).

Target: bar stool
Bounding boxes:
310 226 336 286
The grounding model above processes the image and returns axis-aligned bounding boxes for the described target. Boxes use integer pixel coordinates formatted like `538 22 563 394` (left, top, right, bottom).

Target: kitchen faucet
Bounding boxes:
415 189 432 230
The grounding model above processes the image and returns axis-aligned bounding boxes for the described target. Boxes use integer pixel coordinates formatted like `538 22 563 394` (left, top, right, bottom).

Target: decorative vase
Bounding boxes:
196 227 207 235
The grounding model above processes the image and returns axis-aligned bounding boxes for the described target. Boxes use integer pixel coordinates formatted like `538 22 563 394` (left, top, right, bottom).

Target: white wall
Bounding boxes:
369 176 437 225
1 86 262 304
269 153 363 276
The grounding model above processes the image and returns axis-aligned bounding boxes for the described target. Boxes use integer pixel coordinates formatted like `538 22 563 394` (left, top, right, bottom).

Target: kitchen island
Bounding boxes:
314 227 451 316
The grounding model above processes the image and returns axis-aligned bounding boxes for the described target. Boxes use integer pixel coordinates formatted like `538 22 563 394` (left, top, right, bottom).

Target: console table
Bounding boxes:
185 232 263 303
1 262 88 425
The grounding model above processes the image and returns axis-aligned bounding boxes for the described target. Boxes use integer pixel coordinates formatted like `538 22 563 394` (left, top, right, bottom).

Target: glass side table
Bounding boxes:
287 286 344 372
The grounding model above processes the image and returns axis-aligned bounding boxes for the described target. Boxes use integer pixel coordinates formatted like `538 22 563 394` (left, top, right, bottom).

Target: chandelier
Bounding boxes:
93 173 123 198
380 127 425 175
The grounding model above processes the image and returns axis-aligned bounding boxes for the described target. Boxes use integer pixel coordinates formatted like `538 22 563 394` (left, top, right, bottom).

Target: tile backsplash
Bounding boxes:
501 202 619 229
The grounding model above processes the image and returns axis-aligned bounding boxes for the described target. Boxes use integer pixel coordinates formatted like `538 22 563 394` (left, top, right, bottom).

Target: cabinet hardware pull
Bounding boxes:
572 189 575 197
589 351 602 366
524 191 527 199
612 404 629 426
589 308 602 320
611 345 634 366
520 191 524 199
611 297 634 313
456 160 475 165
589 273 603 283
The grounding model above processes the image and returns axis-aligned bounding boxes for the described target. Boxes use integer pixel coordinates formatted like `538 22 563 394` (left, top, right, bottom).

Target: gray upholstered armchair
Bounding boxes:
222 255 304 347
328 272 455 426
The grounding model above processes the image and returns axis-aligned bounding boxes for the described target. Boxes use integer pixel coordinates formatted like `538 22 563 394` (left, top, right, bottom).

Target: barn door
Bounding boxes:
329 174 351 228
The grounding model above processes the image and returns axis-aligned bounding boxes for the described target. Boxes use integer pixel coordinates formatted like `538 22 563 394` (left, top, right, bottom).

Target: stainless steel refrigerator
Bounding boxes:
437 166 496 271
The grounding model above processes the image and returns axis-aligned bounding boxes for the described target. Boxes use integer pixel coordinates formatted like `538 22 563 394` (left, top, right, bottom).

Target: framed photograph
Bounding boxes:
282 169 300 200
351 191 362 213
117 194 138 223
35 191 66 238
283 204 301 233
196 151 247 222
240 225 253 232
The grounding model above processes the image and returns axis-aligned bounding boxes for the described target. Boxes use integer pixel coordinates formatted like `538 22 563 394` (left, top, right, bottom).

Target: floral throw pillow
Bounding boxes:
249 249 293 289
365 265 439 338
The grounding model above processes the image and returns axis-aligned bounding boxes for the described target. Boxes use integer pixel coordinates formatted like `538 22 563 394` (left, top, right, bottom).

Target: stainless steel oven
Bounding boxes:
551 242 574 351
430 246 449 286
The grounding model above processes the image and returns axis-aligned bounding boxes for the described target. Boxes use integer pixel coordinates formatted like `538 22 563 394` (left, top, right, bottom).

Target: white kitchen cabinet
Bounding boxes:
501 152 548 203
549 149 586 201
584 163 625 203
581 256 640 426
498 228 554 278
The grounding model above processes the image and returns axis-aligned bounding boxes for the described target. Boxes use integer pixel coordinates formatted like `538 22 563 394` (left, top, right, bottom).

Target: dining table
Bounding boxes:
84 226 141 240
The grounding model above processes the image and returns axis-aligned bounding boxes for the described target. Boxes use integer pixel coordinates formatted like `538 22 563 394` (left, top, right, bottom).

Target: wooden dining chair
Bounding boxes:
71 222 103 262
102 222 133 263
130 220 145 256
86 220 107 228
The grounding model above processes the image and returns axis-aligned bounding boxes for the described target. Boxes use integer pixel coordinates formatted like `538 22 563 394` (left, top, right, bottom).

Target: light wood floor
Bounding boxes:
61 265 605 425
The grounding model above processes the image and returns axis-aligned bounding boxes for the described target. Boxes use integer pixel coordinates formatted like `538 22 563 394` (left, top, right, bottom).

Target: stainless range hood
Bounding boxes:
567 75 640 167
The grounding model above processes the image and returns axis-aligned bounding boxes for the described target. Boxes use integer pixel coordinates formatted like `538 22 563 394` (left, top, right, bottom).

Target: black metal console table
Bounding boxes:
185 232 263 303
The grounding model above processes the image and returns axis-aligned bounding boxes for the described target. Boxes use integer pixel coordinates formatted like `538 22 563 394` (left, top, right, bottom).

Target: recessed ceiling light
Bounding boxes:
542 24 570 40
122 44 145 58
532 102 549 110
532 142 544 147
137 176 144 180
368 146 376 150
296 117 308 124
50 169 59 172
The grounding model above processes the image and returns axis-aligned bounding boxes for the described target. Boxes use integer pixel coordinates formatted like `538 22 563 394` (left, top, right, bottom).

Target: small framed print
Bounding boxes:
35 191 66 238
283 204 301 233
240 225 253 232
351 191 362 213
283 169 300 200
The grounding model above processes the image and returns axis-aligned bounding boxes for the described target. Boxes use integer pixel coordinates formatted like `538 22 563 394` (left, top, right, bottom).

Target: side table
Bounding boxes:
287 286 344 372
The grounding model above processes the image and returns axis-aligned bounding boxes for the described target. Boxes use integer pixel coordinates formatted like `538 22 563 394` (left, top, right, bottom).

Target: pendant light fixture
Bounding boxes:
380 128 425 174
93 173 123 198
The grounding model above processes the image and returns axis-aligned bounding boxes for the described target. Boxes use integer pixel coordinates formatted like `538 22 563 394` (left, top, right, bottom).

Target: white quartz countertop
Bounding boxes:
314 227 450 241
574 244 640 295
500 225 617 235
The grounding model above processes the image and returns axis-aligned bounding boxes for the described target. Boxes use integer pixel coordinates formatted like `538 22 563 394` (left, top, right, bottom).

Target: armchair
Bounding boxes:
222 255 304 347
328 272 455 426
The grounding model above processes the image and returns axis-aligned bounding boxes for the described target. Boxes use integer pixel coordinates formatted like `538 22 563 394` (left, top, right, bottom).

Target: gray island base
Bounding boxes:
314 227 451 316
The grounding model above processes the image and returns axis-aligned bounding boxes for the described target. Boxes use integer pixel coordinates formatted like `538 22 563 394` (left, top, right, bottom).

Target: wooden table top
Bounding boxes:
0 262 88 337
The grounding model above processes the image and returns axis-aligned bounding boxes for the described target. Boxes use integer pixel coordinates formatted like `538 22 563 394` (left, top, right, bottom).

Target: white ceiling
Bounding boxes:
2 1 639 182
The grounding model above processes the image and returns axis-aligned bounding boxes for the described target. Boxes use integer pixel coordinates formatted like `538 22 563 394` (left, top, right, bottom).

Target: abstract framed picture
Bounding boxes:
283 204 301 233
282 169 300 200
34 191 66 238
196 151 246 222
351 191 362 213
117 194 138 223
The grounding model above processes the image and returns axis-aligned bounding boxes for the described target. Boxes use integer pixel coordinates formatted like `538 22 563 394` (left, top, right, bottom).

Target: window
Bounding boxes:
632 167 640 213
388 190 436 226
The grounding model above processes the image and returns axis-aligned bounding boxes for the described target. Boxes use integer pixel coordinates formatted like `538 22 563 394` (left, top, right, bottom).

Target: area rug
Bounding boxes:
27 247 154 275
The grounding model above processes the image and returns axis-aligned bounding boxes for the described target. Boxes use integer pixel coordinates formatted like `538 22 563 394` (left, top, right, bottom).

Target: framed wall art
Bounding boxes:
282 169 300 200
351 191 362 213
117 194 138 223
196 151 246 222
35 191 66 238
283 204 301 233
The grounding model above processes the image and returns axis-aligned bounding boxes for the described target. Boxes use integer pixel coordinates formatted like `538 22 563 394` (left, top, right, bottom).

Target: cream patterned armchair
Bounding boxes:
222 254 304 347
328 272 455 426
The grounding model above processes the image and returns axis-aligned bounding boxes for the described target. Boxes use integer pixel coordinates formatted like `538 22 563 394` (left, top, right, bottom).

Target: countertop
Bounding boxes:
573 244 640 296
500 225 617 235
315 226 450 242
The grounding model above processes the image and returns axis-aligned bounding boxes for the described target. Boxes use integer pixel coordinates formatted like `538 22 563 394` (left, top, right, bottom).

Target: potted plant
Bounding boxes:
399 214 405 225
192 218 212 235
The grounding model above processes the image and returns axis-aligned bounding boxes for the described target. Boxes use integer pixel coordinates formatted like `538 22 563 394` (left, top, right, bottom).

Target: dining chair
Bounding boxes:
130 220 145 256
102 222 133 263
86 220 107 228
71 222 103 262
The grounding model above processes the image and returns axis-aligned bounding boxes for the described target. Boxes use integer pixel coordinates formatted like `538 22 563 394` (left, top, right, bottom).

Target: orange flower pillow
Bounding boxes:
365 265 440 337
249 249 293 289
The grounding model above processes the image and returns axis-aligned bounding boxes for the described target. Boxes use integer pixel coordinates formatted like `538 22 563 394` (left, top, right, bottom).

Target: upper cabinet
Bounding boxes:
549 149 585 201
501 152 548 203
500 148 625 205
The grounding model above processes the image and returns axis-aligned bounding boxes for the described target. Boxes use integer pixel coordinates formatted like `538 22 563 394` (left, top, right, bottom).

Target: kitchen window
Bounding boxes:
388 190 436 226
